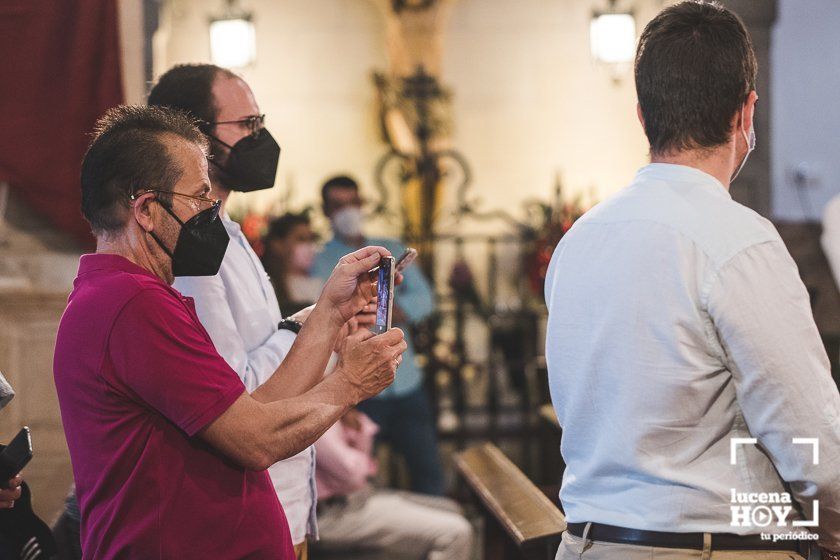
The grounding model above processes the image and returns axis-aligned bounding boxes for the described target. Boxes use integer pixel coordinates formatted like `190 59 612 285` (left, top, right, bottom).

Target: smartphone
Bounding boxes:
0 427 32 485
371 256 395 335
395 248 418 273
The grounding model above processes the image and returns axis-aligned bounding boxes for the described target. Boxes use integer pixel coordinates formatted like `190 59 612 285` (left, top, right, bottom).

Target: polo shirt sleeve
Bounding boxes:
106 285 246 436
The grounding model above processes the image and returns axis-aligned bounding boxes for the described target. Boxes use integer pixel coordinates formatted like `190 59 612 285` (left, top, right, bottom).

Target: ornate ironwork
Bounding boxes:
373 65 471 275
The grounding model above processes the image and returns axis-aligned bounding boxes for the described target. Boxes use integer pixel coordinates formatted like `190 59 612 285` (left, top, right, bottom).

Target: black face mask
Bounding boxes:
149 203 230 277
209 128 281 192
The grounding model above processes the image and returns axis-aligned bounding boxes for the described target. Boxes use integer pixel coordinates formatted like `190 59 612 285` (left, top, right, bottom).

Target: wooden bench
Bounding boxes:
455 443 566 560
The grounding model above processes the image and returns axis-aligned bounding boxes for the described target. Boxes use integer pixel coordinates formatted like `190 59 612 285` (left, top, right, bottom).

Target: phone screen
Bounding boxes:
373 257 395 335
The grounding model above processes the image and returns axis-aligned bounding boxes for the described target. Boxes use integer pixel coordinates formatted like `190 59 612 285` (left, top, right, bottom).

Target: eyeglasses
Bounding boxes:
130 190 221 223
206 114 265 138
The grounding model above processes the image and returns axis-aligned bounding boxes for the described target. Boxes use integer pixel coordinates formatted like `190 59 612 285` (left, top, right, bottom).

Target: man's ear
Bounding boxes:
744 90 758 133
731 90 759 136
636 102 645 131
132 193 156 233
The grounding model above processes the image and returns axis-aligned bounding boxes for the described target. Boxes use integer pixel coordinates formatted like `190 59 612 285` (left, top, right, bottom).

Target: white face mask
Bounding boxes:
291 242 317 273
731 118 756 183
331 207 363 239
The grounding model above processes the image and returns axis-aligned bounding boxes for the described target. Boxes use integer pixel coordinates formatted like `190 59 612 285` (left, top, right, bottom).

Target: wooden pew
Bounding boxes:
455 443 566 560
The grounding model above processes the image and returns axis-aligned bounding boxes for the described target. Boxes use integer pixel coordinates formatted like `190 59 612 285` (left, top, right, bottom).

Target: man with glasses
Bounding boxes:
54 104 406 559
147 63 347 558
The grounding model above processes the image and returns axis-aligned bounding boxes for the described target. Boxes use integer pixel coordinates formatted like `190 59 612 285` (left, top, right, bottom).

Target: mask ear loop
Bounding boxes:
196 119 233 173
206 134 236 151
146 200 185 260
203 132 237 183
730 108 754 183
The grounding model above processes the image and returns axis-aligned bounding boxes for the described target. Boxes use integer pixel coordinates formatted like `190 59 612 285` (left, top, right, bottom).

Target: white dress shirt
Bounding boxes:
545 164 840 549
174 215 317 545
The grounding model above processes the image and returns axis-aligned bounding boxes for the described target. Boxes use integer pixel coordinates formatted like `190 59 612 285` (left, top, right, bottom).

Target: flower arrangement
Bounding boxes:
523 175 594 300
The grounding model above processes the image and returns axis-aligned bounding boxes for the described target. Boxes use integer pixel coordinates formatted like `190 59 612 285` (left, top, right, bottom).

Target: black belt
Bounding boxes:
567 522 806 553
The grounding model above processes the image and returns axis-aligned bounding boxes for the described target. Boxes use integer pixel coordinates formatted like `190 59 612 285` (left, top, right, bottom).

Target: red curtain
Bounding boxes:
0 0 124 246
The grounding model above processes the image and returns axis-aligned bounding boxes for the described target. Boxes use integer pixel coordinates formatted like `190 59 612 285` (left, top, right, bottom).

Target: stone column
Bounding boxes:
722 0 778 217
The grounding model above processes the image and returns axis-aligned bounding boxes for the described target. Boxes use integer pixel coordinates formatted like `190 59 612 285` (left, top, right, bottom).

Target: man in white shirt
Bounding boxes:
546 2 840 559
148 65 331 558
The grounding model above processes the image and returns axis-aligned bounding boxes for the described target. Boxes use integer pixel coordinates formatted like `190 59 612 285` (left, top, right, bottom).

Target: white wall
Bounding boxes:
118 0 146 104
443 0 666 223
157 0 387 226
771 0 840 222
156 0 670 232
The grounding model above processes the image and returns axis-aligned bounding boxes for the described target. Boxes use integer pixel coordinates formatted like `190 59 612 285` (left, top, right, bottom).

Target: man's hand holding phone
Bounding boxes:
335 327 406 403
320 246 392 325
320 246 414 354
356 248 414 331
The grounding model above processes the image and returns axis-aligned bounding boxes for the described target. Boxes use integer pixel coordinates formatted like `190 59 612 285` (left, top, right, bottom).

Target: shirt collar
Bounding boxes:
635 163 731 199
77 253 164 283
220 212 242 236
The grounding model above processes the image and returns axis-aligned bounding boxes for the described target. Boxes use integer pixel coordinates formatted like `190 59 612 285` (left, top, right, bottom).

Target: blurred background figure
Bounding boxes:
51 486 82 560
822 192 840 289
313 175 443 496
0 371 56 560
262 212 324 316
312 408 472 560
823 193 840 369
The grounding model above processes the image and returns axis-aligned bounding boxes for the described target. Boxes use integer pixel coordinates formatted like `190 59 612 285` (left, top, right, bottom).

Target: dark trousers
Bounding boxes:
52 490 82 560
357 386 445 496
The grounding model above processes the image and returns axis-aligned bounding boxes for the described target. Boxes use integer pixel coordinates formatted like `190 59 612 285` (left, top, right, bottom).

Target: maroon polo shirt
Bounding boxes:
54 254 294 560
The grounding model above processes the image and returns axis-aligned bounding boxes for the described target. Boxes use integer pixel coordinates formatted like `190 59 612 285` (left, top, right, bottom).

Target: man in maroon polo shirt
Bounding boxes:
53 105 406 559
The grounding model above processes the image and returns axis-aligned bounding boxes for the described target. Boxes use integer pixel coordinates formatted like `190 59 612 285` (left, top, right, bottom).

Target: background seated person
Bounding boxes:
262 212 324 316
312 408 473 560
0 371 56 559
313 175 444 496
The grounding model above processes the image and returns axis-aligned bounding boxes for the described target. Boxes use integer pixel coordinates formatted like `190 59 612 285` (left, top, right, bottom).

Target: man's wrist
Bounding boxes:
332 367 363 406
306 299 345 331
323 303 347 330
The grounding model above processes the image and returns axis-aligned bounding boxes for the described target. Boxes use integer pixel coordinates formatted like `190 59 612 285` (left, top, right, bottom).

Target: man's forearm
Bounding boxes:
251 302 342 403
254 369 360 465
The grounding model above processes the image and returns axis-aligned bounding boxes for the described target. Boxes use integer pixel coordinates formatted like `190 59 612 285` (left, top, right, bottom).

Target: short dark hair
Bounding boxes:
635 1 757 155
265 212 311 242
148 64 236 129
321 175 359 206
80 105 208 235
